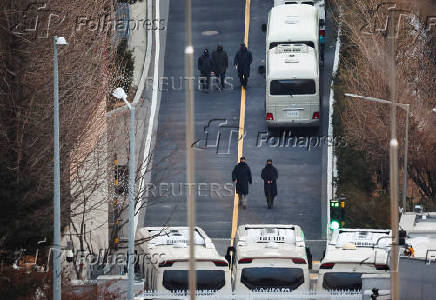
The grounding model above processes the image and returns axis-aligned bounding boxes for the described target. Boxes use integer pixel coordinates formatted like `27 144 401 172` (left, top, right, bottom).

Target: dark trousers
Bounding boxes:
216 72 226 89
200 73 210 91
239 73 248 87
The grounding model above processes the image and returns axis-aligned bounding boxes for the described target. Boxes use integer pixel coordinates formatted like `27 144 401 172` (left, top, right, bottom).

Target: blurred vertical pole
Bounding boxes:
185 0 196 299
387 9 399 300
53 36 61 300
402 104 409 211
127 105 136 300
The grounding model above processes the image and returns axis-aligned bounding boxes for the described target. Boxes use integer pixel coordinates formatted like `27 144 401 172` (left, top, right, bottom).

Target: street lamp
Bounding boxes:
53 36 67 300
112 87 136 300
344 93 410 212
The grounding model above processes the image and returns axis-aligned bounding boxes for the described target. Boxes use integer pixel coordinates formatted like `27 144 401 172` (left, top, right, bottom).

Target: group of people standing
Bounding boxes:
232 157 278 209
198 43 253 92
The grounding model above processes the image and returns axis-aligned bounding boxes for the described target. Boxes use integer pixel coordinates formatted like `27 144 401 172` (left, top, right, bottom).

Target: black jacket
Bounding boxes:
261 164 278 197
233 46 253 77
232 162 252 195
198 54 214 75
212 49 228 74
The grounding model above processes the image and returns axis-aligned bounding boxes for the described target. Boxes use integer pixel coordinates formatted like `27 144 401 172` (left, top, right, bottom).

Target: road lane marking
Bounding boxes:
230 0 251 247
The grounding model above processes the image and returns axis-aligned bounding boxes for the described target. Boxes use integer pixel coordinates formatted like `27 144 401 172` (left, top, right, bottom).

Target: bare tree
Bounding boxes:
332 0 436 203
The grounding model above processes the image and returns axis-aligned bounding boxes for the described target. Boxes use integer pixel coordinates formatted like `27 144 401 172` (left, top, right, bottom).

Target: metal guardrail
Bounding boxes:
135 290 362 300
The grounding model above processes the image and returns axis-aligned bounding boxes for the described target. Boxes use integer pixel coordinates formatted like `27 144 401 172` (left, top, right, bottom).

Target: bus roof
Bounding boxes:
235 224 307 260
267 4 318 46
323 229 391 264
267 44 318 79
136 226 223 261
329 229 392 248
400 212 436 258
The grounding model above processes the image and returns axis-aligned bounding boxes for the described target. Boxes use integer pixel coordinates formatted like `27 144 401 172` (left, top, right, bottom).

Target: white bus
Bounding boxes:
228 224 311 293
135 226 232 294
266 44 320 128
267 4 320 62
273 0 325 55
317 229 392 292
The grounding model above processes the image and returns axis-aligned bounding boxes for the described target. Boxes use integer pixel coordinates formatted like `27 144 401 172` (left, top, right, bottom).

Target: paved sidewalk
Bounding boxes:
129 0 148 88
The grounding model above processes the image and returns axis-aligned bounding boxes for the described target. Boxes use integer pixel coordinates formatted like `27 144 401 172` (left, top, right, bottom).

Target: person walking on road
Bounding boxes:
232 156 252 209
261 159 278 209
198 48 214 93
233 43 252 89
212 44 228 90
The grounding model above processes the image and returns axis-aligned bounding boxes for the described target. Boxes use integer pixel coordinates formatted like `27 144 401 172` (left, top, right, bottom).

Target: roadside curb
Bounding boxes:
133 0 153 104
326 7 342 238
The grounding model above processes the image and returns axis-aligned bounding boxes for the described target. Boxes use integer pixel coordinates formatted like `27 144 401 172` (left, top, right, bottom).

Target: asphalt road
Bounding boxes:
144 0 337 259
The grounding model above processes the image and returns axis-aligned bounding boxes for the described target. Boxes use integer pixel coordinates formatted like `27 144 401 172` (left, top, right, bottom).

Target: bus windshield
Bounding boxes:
322 272 363 291
163 270 225 291
269 41 315 50
241 267 304 290
270 79 316 95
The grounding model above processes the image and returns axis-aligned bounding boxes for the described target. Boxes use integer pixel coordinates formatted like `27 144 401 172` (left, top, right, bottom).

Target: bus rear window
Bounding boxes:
163 270 225 291
270 79 316 95
241 267 304 291
269 41 315 49
322 272 363 291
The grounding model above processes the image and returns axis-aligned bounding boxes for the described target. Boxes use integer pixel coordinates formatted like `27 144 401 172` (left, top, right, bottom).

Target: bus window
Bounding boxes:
270 79 316 95
322 272 363 291
163 270 226 291
241 267 304 290
269 41 315 50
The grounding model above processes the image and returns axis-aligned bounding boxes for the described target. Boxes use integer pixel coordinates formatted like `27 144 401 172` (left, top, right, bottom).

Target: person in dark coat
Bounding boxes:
261 159 278 209
233 43 253 88
198 48 214 92
232 156 252 209
212 44 228 90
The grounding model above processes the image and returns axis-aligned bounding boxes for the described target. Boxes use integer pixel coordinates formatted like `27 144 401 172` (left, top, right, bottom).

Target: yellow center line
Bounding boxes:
230 0 251 247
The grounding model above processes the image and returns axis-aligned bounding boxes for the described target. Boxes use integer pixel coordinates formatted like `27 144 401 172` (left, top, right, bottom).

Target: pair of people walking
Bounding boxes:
232 157 278 209
197 43 253 92
198 45 228 92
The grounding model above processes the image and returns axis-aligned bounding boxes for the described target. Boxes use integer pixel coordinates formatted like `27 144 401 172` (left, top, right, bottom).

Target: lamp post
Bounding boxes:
112 87 136 300
344 93 409 212
53 36 67 300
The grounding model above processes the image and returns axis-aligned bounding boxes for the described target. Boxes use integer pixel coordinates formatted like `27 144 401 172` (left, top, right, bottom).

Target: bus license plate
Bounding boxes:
259 236 285 242
287 111 299 118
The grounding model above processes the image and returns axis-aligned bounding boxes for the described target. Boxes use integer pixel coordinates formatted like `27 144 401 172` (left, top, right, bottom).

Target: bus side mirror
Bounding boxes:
306 247 313 270
261 24 267 32
258 65 265 75
319 19 325 27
